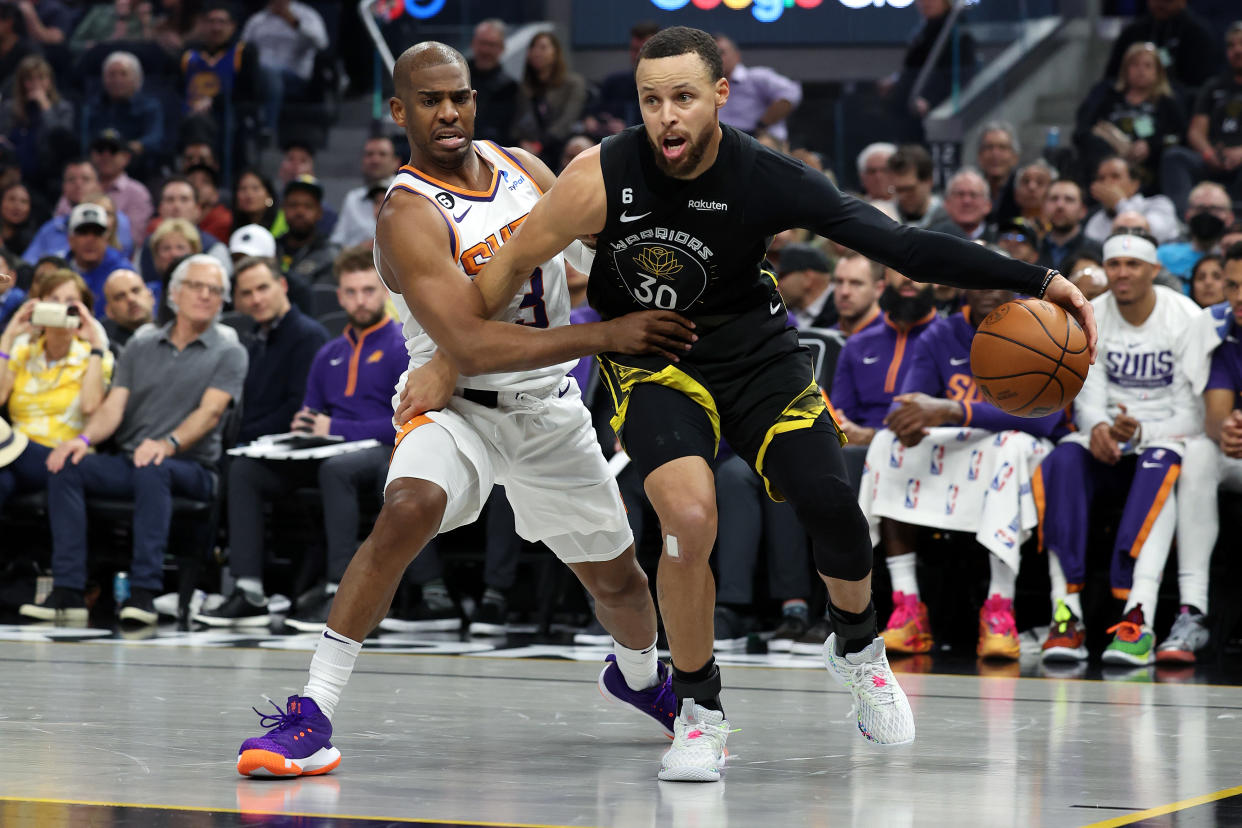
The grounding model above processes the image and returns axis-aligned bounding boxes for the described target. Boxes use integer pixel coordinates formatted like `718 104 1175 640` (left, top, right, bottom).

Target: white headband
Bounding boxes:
1103 234 1158 265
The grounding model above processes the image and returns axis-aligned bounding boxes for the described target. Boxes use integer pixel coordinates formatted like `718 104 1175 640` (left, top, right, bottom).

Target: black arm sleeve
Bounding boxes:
763 157 1049 296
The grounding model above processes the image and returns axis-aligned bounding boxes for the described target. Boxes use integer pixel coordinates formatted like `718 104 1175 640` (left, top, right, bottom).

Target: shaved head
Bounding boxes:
393 41 469 100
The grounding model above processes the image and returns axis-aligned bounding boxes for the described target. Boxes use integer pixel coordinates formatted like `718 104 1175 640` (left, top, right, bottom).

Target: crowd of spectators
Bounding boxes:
0 3 1241 676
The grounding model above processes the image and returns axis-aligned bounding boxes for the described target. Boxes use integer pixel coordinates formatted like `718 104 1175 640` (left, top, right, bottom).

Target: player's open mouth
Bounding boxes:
661 135 687 160
434 132 466 149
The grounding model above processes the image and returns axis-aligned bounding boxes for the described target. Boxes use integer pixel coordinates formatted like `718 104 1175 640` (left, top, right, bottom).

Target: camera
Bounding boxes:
30 302 81 329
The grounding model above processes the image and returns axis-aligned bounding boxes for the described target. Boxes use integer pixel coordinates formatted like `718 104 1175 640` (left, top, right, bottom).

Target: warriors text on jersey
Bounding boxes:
378 141 574 395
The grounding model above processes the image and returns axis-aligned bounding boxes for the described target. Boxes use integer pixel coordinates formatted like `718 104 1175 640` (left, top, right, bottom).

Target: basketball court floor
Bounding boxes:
1 624 1240 828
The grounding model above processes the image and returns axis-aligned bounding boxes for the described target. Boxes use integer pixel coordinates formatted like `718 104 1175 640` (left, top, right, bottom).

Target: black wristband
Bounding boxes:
89 348 104 358
1037 269 1059 298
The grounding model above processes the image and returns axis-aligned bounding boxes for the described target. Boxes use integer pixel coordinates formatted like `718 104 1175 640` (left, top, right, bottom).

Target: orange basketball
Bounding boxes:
970 298 1089 418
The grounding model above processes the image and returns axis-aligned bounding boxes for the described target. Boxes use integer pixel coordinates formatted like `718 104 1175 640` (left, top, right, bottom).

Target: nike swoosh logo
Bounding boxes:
330 357 344 366
770 301 784 315
619 211 651 223
1141 461 1163 469
453 206 471 223
863 356 880 364
323 630 352 644
950 357 969 366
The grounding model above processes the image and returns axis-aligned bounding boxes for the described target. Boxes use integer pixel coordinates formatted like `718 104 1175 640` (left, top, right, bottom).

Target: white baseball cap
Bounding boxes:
228 224 276 259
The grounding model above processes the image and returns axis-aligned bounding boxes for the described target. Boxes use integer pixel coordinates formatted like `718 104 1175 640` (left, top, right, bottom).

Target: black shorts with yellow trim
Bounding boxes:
596 304 844 501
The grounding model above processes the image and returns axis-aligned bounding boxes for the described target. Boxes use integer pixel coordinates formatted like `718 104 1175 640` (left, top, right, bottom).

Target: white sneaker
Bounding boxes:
658 699 731 782
824 633 915 746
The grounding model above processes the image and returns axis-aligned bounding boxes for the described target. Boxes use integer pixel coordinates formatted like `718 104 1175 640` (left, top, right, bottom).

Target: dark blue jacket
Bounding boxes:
237 303 330 443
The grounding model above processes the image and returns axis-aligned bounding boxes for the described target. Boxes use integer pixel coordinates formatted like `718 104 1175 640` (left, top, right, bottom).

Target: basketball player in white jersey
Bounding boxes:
234 42 697 779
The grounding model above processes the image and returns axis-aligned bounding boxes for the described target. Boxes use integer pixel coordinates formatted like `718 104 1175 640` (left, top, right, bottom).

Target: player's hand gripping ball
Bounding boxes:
970 298 1090 418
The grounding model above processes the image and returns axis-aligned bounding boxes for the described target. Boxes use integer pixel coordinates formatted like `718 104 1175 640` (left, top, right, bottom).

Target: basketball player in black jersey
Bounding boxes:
405 28 1097 780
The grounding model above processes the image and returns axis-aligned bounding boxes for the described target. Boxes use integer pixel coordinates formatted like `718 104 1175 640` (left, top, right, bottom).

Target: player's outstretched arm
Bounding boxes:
376 190 694 377
472 147 608 318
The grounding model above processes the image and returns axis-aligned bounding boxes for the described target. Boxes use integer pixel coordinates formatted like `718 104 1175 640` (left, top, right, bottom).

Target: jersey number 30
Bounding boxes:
633 274 678 309
515 268 549 327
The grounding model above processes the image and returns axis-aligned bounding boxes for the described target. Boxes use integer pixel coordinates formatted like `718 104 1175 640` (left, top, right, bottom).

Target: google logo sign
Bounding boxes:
649 0 914 23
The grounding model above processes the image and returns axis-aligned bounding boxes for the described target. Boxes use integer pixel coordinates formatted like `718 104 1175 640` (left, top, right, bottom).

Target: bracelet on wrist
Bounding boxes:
1038 269 1059 298
88 348 103 358
167 433 181 452
0 350 9 361
78 434 91 447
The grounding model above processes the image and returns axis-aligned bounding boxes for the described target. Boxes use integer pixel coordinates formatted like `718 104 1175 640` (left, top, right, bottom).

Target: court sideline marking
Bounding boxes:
1079 783 1242 827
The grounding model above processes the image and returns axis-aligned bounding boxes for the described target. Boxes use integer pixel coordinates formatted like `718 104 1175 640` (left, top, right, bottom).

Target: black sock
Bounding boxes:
828 601 878 657
672 657 723 714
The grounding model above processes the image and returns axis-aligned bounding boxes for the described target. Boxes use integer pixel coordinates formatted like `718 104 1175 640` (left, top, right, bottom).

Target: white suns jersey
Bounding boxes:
1071 285 1208 451
378 141 573 396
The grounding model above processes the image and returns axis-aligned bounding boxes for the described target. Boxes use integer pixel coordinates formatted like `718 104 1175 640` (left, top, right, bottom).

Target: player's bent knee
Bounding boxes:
579 558 649 607
652 496 717 551
376 478 447 541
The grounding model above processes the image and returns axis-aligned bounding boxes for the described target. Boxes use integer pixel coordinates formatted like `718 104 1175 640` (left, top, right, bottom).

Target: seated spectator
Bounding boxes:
1 182 40 256
87 128 153 246
66 203 130 311
861 287 1066 659
271 141 336 237
775 243 836 329
887 145 948 228
84 191 134 260
21 254 244 624
197 247 403 629
584 21 657 139
229 256 327 443
1103 0 1219 92
240 0 327 135
929 167 995 242
512 31 587 166
1157 181 1235 281
70 0 154 54
82 52 163 178
1036 179 1102 271
996 221 1040 264
227 221 311 312
1110 215 1182 291
0 268 113 514
1012 160 1055 230
185 163 231 241
558 134 594 174
1085 156 1178 245
714 33 802 142
975 122 1020 224
329 136 398 249
1076 42 1185 193
152 0 202 55
1037 231 1204 666
0 4 35 88
829 253 884 338
0 56 74 187
25 159 135 263
1191 253 1226 307
1161 23 1242 213
140 177 231 284
182 1 258 122
466 19 517 145
0 251 21 324
231 168 278 233
856 142 896 202
148 217 199 287
179 139 215 173
15 0 80 60
276 175 337 286
100 267 153 349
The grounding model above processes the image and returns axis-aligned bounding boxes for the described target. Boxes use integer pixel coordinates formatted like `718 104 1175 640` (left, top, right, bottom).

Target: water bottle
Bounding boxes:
113 571 130 607
1045 126 1060 149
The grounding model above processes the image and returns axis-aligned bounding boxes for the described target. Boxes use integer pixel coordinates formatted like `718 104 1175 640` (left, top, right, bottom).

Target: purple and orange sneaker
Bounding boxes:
597 654 677 738
237 695 341 778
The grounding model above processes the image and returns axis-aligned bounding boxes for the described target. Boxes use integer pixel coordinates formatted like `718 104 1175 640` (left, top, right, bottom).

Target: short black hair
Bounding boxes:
887 145 933 182
636 26 723 82
1096 154 1141 183
160 175 199 202
1224 241 1242 266
185 163 219 188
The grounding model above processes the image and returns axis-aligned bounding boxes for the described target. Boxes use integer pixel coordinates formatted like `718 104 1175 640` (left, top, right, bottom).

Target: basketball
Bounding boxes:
970 298 1090 418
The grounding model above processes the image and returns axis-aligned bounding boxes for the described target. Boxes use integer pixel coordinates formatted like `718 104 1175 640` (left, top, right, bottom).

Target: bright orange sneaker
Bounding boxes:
977 594 1020 660
880 591 933 654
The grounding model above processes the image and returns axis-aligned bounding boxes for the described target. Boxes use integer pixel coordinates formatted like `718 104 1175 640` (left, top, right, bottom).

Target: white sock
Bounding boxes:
887 553 919 598
987 554 1017 600
613 637 659 691
235 577 264 601
1124 489 1176 624
1048 553 1082 618
1175 439 1216 614
303 627 362 720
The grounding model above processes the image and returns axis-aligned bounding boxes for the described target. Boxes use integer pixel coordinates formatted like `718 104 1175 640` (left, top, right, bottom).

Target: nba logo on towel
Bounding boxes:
889 442 904 469
990 462 1014 492
993 432 1013 447
993 527 1017 548
930 445 945 475
967 449 983 481
904 479 920 509
945 484 959 515
955 429 970 441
